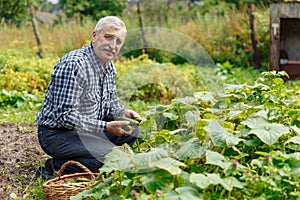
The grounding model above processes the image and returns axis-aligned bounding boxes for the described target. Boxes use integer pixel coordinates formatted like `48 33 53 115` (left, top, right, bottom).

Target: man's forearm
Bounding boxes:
58 112 107 134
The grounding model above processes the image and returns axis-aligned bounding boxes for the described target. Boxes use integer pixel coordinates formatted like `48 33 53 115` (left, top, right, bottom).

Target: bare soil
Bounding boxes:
0 123 45 199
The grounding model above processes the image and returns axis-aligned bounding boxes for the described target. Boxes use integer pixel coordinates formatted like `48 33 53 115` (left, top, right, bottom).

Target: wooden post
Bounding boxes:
248 4 261 69
29 3 43 58
137 0 148 53
269 3 280 71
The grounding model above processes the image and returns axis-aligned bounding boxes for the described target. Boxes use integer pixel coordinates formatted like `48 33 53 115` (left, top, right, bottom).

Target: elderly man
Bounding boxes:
36 16 141 179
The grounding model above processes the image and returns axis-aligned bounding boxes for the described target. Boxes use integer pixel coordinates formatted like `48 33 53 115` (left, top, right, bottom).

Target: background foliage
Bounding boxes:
0 0 288 69
59 0 126 21
0 0 29 26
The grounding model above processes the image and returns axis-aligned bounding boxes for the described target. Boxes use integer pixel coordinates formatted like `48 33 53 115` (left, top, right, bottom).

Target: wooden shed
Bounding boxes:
269 2 300 79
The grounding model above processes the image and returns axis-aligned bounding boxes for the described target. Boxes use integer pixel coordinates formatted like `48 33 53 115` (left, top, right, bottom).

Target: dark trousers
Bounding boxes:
37 125 140 174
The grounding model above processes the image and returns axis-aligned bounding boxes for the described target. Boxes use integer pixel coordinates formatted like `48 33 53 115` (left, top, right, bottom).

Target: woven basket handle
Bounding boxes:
57 160 95 179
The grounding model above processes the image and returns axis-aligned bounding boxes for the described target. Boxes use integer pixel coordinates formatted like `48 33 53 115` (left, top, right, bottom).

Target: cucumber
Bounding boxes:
120 117 140 125
123 125 132 131
135 118 142 123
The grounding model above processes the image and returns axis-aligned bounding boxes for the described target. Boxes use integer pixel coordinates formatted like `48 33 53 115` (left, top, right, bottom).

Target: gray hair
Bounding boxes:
94 16 126 33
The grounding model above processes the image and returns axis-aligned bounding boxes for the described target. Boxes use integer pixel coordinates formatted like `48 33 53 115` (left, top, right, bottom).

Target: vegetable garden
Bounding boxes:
2 49 300 199
69 70 300 200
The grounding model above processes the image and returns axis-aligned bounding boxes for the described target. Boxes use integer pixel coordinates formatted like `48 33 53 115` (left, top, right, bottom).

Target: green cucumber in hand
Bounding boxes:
120 117 140 125
123 125 132 131
134 117 142 123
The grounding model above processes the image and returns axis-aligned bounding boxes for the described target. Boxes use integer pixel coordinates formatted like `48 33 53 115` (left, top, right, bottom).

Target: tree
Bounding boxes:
29 3 43 58
0 0 30 25
59 0 126 21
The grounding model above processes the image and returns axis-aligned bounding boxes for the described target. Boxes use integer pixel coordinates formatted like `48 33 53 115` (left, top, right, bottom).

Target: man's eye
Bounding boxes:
105 35 113 39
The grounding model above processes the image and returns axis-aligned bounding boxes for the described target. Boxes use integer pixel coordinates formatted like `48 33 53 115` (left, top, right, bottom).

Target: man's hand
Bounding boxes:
106 121 132 136
121 109 143 125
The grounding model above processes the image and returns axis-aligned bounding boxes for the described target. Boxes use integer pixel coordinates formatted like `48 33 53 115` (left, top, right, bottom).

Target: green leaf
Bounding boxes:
165 190 180 200
285 136 300 145
10 193 17 200
194 92 217 105
286 152 300 160
220 177 244 191
175 186 203 200
176 104 198 116
170 128 187 135
190 173 213 188
253 83 270 90
227 110 243 120
204 120 243 147
150 157 185 175
190 173 243 191
173 138 206 160
280 153 300 172
173 96 197 105
242 117 269 129
16 100 25 108
100 146 134 173
163 112 178 120
70 189 93 200
155 104 171 112
291 126 300 136
205 150 231 169
224 83 246 90
242 118 289 145
140 170 174 192
122 180 133 196
132 148 168 172
190 173 222 189
273 77 284 85
250 110 268 119
2 89 10 96
227 103 262 121
185 111 200 124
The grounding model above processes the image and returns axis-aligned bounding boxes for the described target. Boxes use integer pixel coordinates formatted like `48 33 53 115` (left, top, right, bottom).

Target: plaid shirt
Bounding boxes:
36 43 125 133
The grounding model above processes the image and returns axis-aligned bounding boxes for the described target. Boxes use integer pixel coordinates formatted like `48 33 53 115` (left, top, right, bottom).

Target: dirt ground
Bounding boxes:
0 123 45 199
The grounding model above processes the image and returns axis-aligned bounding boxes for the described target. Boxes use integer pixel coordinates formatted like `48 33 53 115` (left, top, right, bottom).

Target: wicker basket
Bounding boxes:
43 160 98 200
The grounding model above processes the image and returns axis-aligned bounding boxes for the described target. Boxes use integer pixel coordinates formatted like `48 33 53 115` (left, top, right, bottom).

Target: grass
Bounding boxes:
24 178 46 200
0 107 39 124
1 4 270 68
0 20 92 58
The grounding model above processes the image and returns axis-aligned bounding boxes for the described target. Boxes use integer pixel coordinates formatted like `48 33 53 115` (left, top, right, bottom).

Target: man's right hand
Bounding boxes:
106 121 132 136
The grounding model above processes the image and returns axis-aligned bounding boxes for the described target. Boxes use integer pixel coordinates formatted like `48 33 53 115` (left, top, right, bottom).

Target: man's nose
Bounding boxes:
109 39 117 49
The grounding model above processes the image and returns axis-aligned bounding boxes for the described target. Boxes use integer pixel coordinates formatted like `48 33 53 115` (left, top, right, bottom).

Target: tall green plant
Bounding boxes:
0 0 30 25
59 0 126 21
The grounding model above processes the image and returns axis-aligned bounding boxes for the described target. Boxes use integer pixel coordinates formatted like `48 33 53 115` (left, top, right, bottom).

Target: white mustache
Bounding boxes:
104 48 116 54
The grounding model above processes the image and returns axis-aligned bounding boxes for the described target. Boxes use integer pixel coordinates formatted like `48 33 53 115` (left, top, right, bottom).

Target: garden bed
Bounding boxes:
0 123 44 199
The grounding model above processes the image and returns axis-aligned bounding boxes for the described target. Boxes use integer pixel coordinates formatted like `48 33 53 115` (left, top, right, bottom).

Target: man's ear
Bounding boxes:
92 31 97 39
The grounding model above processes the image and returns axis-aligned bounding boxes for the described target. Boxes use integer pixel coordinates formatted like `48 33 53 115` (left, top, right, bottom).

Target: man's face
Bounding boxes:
92 26 127 66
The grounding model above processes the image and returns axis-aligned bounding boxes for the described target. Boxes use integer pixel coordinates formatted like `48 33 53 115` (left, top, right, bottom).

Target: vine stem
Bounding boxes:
118 171 123 193
219 188 226 199
227 190 232 199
